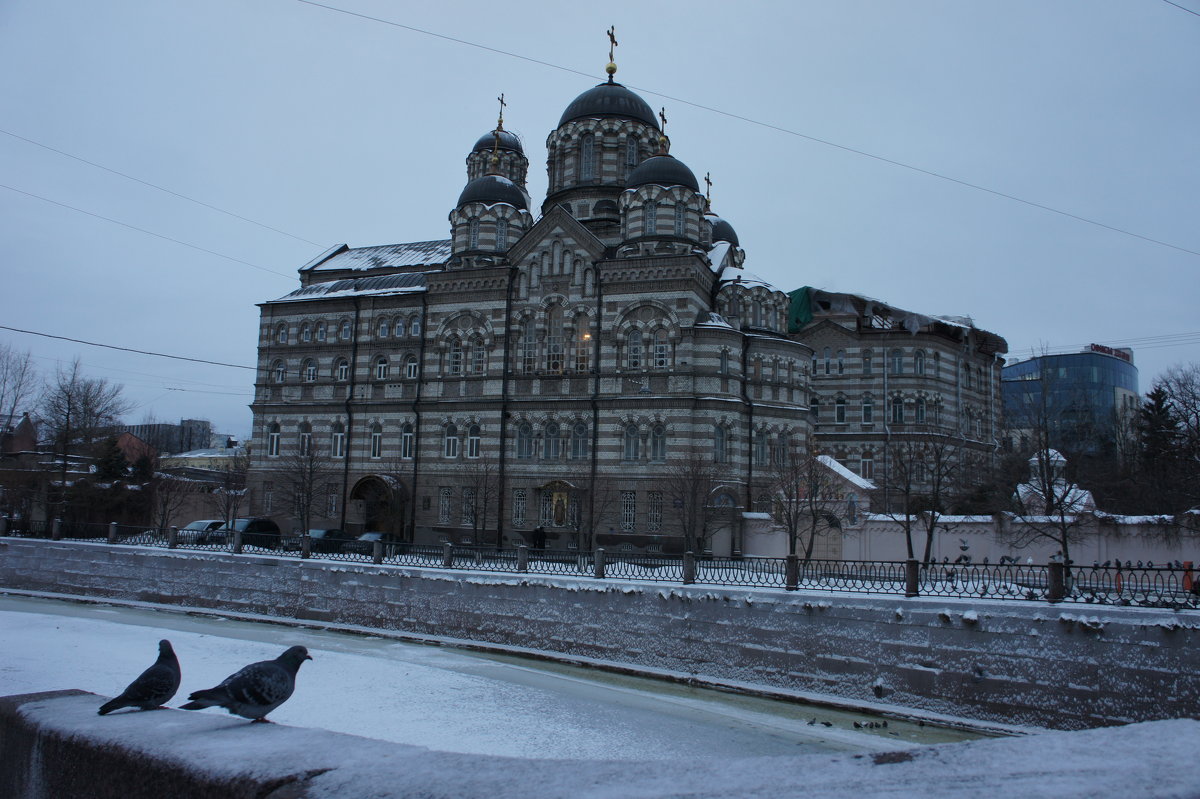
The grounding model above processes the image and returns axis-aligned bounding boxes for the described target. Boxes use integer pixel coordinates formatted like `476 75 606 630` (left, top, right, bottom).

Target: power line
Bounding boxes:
0 325 256 370
1161 0 1200 18
293 0 1200 260
0 128 323 247
0 183 294 279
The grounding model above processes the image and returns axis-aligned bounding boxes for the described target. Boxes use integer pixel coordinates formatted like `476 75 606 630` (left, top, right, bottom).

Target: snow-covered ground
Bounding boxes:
0 594 980 759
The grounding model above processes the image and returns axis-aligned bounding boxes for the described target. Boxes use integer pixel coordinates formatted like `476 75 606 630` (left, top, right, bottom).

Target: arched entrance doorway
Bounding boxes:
348 475 407 540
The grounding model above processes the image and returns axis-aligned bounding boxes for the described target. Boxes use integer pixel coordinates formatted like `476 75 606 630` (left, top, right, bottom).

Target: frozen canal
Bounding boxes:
0 594 985 759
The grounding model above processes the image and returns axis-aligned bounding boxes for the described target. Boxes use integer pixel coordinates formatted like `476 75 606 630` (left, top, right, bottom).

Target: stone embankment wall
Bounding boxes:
2 538 1197 731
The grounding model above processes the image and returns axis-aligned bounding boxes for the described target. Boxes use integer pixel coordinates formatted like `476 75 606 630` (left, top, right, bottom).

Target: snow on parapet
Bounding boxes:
301 240 452 273
817 454 876 490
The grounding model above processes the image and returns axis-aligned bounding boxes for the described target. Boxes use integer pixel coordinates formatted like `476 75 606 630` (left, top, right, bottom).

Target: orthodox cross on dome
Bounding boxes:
489 93 506 174
496 93 506 130
704 172 713 208
657 107 670 154
606 26 618 80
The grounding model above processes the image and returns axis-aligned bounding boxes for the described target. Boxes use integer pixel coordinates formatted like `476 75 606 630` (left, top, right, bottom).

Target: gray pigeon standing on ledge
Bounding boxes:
98 639 181 715
180 645 311 722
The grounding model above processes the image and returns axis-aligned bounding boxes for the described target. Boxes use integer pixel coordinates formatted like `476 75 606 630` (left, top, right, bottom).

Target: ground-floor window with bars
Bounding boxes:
621 490 636 531
438 487 453 524
647 490 662 531
462 487 475 526
512 489 527 526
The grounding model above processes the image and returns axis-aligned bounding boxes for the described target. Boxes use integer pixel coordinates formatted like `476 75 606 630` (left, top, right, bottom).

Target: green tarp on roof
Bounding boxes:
787 287 813 333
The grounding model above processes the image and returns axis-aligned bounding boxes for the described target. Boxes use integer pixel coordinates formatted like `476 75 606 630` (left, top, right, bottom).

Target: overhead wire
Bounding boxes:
293 0 1199 260
0 324 256 370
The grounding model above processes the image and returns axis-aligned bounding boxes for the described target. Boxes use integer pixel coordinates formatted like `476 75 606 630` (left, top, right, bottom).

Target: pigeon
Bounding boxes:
98 639 181 715
181 645 311 722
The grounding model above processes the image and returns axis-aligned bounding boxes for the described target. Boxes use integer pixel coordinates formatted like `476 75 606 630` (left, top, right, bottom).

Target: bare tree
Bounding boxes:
575 469 621 551
149 471 196 534
461 455 501 544
766 444 843 561
658 448 724 554
878 430 975 563
207 450 250 529
273 442 332 536
0 344 37 432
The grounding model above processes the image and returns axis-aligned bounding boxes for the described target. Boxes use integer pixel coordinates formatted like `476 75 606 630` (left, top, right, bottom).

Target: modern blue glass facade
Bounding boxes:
1002 348 1139 452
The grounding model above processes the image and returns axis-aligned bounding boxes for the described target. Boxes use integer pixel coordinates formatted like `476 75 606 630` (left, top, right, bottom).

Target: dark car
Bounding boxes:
215 518 282 550
177 519 226 545
343 531 385 555
282 528 348 554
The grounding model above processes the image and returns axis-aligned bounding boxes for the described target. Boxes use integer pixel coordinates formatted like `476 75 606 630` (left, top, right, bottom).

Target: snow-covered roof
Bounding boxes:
818 455 876 490
167 447 245 459
302 240 452 273
268 272 429 304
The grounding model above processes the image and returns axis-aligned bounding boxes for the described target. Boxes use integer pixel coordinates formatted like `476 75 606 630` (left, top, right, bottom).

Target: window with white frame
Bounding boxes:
405 356 418 379
648 491 663 532
753 431 768 466
620 491 636 531
860 454 874 479
471 338 486 374
298 423 312 456
546 309 564 373
512 489 527 526
267 423 280 457
400 423 414 459
378 319 389 338
623 424 640 460
448 339 463 375
650 424 666 461
539 492 554 526
336 359 349 381
653 330 669 369
409 315 421 337
916 397 927 423
316 323 326 342
331 422 346 458
375 357 389 380
891 349 904 375
394 317 405 338
914 350 926 375
276 324 288 344
645 202 658 235
369 424 383 459
443 423 459 458
570 421 588 460
301 323 311 343
466 424 480 458
544 422 561 460
462 487 476 526
574 327 590 372
627 329 643 369
438 487 453 524
303 360 317 382
340 320 352 341
271 360 286 384
891 396 904 424
520 325 536 373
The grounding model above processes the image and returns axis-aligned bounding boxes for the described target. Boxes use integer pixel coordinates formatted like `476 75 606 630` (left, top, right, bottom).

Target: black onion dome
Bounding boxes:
472 129 524 154
457 174 527 210
626 155 699 192
707 214 739 247
559 81 659 129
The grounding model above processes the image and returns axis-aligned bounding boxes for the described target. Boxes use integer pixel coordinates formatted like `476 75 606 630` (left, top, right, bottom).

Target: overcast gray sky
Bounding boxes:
2 0 1197 438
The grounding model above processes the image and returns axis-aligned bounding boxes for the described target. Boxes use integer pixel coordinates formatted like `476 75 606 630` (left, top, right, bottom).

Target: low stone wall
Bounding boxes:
4 691 1199 799
2 537 1198 731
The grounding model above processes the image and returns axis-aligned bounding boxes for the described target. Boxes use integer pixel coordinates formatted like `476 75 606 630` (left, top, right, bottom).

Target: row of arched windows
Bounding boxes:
268 316 424 346
810 394 944 426
814 347 988 389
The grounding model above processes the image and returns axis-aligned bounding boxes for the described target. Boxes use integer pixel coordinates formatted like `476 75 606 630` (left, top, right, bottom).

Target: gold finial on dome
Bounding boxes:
657 107 670 154
606 26 618 79
488 93 507 174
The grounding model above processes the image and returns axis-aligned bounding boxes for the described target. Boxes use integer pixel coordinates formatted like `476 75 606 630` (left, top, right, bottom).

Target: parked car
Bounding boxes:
343 531 385 555
176 519 225 544
214 518 282 550
282 528 348 554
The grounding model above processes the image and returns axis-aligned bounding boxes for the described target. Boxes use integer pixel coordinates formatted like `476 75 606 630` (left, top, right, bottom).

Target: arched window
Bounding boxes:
405 356 419 380
753 430 768 466
267 422 281 457
862 395 874 424
914 350 926 376
650 424 666 461
627 329 643 369
891 396 905 424
719 350 730 375
394 316 405 338
369 423 383 459
580 134 595 180
471 338 486 374
574 326 591 372
330 421 346 458
626 138 639 172
519 324 537 373
862 350 873 375
570 421 589 460
835 397 847 424
516 422 533 459
714 425 728 463
916 397 927 423
653 330 669 369
468 218 480 249
448 338 463 375
963 361 972 388
674 203 685 236
335 358 349 381
340 320 352 341
374 357 389 381
752 301 763 328
409 315 421 337
645 202 658 235
623 424 641 460
316 323 327 342
466 424 481 458
300 323 311 343
400 422 414 459
276 324 288 344
544 422 561 460
302 359 317 382
891 349 904 375
298 422 312 456
443 423 459 458
496 217 508 250
932 352 940 378
271 360 286 384
377 319 389 338
545 308 564 373
837 350 846 375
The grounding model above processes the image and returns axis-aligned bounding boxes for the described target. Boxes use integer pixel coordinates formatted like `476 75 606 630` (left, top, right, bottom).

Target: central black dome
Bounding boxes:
457 174 527 210
558 81 659 129
472 129 524 154
626 155 699 192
